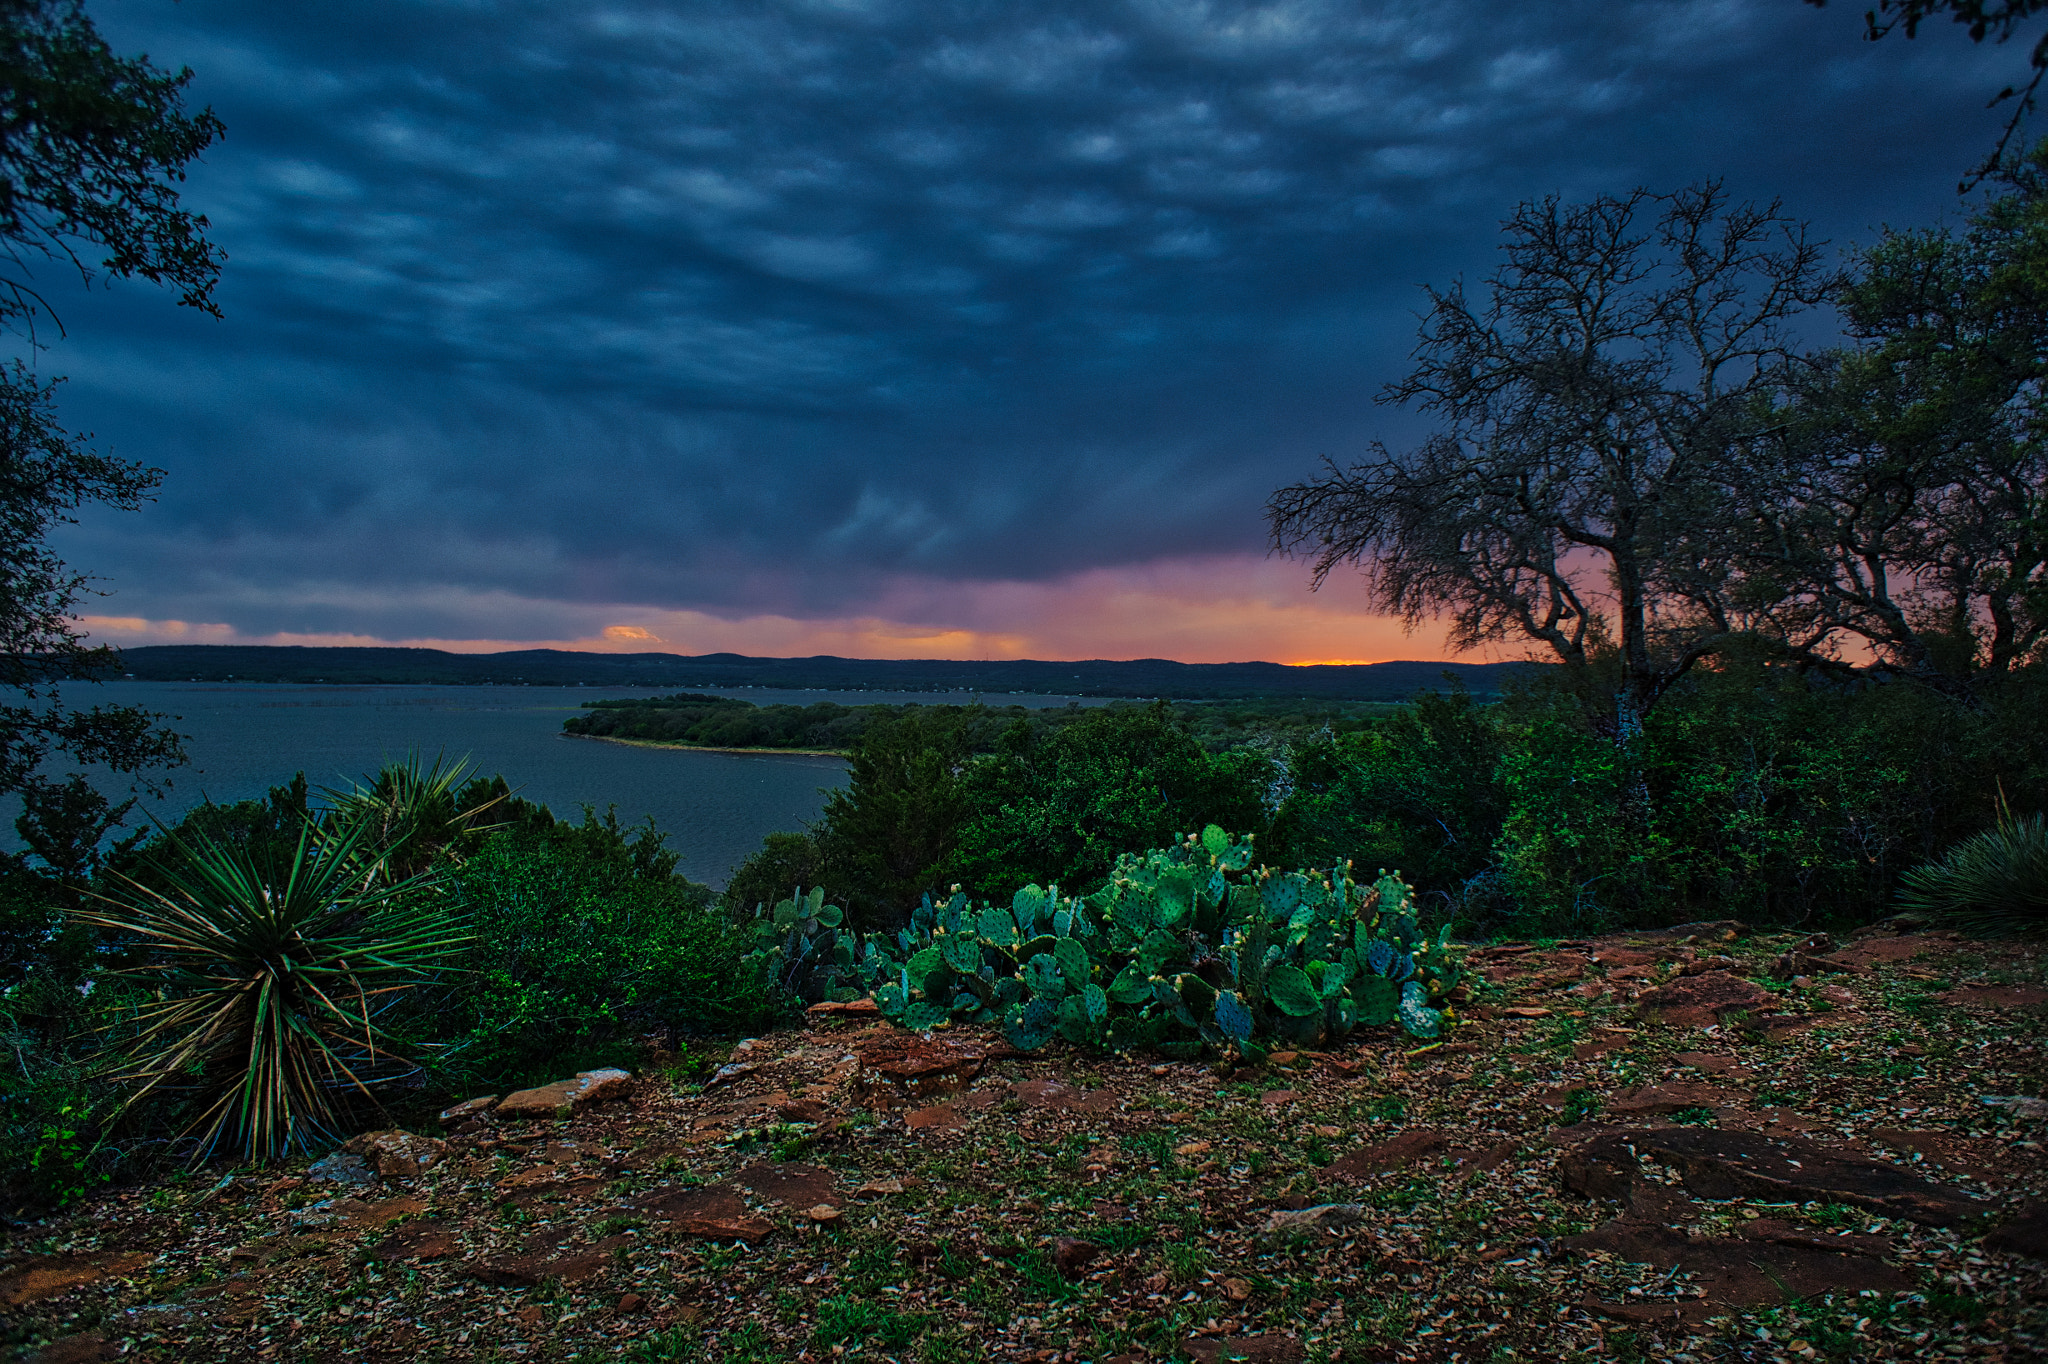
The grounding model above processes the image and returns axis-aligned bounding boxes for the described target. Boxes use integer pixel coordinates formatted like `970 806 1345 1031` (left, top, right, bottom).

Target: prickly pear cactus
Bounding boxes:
756 825 1463 1058
739 886 880 1004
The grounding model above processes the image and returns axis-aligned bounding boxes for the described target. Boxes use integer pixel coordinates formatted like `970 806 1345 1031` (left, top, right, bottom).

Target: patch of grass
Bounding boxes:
1366 1095 1406 1123
1924 1287 1991 1324
1164 1240 1213 1282
1012 1249 1080 1301
813 1293 931 1350
1559 1088 1603 1126
1669 1105 1717 1126
1091 1222 1155 1252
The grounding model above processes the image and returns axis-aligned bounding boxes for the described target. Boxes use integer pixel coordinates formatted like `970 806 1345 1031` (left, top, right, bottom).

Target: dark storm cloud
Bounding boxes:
41 0 2015 639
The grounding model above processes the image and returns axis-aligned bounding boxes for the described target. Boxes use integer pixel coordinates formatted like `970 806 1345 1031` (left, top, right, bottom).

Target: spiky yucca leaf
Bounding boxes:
79 817 468 1162
321 751 506 880
1897 813 2048 937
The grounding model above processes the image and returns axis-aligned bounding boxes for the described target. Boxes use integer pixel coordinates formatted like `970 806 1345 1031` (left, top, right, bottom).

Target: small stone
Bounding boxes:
306 1152 375 1185
852 1178 905 1197
806 1203 843 1224
617 1293 646 1314
1312 1125 1344 1140
905 1104 961 1130
1222 1277 1251 1302
1260 1089 1298 1106
1053 1236 1099 1278
1982 1094 2048 1120
1263 1203 1368 1234
706 1062 759 1088
1174 1141 1212 1157
344 1129 449 1180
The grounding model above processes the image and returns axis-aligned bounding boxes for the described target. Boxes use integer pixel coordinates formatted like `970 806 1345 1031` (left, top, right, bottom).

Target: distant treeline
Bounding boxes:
111 644 1528 701
565 692 1409 753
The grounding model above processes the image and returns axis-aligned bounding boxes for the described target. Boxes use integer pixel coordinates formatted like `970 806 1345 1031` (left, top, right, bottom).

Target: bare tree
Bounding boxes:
1268 185 1836 730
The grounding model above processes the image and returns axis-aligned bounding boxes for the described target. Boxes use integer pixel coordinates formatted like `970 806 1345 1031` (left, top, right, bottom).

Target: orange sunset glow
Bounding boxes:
78 554 1467 666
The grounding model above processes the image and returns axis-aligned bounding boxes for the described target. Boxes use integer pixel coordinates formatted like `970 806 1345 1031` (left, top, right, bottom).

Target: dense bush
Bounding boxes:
1256 662 2048 937
723 703 1275 929
1261 687 1505 905
408 810 780 1094
2 767 781 1200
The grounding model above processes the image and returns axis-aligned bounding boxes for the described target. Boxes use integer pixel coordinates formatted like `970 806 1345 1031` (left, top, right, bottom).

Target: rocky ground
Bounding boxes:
2 922 2045 1364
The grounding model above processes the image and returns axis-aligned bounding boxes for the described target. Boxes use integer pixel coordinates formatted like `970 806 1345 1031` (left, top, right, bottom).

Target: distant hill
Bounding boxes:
111 645 1532 701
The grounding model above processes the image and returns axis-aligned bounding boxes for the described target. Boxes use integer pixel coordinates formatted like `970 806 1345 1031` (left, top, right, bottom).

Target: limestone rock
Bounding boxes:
496 1068 635 1120
306 1151 375 1185
1323 1128 1448 1180
1262 1203 1368 1235
343 1129 449 1180
437 1095 497 1125
1563 1128 1982 1226
1633 971 1773 1027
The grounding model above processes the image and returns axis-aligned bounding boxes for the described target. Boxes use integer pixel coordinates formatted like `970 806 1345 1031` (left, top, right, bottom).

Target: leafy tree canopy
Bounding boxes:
0 0 223 870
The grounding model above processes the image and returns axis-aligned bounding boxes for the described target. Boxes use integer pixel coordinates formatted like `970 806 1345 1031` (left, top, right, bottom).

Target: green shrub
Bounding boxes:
945 703 1274 907
418 810 780 1093
1263 687 1506 903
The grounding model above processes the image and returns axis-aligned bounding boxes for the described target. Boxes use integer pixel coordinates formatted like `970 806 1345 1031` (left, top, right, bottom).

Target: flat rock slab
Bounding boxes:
1634 972 1774 1027
851 1030 995 1099
1606 1081 1744 1116
631 1183 774 1240
1567 1214 1912 1317
1564 1130 1983 1226
29 1332 121 1363
1011 1080 1117 1113
732 1161 839 1210
1940 984 2048 1009
496 1069 635 1120
372 1220 460 1262
1863 1128 2016 1180
1323 1128 1449 1180
1183 1335 1306 1363
0 1254 146 1309
1984 1204 2048 1259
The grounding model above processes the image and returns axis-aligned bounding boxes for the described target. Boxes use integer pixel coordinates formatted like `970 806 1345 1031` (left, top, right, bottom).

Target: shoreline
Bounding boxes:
563 732 849 758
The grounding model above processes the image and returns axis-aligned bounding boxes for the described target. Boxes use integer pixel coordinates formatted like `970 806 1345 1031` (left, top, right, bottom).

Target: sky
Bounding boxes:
33 0 2023 665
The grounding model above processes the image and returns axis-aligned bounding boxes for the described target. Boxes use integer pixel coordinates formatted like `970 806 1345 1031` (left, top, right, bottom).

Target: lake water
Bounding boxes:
7 682 1103 887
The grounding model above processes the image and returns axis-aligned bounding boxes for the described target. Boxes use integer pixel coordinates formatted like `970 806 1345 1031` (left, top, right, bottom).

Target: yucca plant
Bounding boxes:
322 751 507 882
78 816 470 1162
1897 811 2048 938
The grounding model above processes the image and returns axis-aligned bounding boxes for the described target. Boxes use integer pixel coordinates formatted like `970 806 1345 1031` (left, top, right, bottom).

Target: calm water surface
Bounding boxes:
11 682 1102 887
